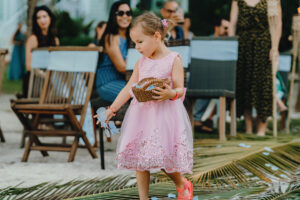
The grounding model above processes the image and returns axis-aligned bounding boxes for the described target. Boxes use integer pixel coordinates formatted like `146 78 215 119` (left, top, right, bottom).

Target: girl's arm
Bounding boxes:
55 37 60 46
152 55 185 101
25 35 38 71
228 1 239 36
105 35 127 74
105 59 140 121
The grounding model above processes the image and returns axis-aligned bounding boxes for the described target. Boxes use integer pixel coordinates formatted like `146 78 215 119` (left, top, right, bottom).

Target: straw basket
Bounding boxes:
132 77 171 102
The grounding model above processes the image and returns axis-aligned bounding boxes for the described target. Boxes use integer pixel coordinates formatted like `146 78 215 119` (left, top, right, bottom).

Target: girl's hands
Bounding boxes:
152 84 176 102
93 108 115 125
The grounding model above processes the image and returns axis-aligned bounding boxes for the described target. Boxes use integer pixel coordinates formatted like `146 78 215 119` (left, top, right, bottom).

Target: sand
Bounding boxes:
0 94 134 188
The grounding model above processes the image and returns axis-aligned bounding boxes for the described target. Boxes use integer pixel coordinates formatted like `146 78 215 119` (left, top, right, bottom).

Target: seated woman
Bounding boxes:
22 5 59 98
96 1 132 102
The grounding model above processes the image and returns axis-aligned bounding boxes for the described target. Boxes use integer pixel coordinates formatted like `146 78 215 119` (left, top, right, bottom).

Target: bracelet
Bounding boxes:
171 89 179 101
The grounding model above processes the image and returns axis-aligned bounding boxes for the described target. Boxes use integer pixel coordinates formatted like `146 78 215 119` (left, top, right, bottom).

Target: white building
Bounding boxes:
0 0 188 59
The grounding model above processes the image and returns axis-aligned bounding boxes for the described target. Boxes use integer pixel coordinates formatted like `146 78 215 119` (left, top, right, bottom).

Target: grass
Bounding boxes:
1 64 22 94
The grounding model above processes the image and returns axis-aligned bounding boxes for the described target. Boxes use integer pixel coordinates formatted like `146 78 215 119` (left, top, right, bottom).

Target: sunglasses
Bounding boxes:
115 10 132 17
164 8 177 14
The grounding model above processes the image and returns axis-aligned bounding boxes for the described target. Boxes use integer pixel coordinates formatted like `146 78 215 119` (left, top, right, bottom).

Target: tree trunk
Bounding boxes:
27 0 38 37
49 0 56 11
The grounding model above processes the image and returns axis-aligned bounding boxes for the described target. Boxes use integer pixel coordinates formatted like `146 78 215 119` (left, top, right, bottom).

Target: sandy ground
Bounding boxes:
0 94 135 188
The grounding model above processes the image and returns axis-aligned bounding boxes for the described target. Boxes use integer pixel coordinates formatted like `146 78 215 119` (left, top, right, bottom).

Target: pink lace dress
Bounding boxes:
116 52 193 174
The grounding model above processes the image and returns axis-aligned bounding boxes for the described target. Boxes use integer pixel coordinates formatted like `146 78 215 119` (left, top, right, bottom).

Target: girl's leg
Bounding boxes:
257 118 267 136
162 170 190 196
244 108 253 134
136 171 150 200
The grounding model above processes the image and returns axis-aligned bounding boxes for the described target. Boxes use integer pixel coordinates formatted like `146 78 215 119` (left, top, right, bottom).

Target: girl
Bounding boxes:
96 12 193 200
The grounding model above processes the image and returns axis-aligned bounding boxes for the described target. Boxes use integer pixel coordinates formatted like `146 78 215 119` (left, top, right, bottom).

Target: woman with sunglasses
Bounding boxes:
95 1 132 103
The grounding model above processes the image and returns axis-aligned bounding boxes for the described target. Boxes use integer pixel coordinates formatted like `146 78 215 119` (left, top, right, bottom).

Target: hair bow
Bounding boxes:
161 19 168 28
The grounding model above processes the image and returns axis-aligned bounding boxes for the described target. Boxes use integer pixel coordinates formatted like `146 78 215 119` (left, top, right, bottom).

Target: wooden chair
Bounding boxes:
10 48 51 147
186 37 239 141
278 52 292 130
0 49 8 142
94 40 191 169
11 47 101 162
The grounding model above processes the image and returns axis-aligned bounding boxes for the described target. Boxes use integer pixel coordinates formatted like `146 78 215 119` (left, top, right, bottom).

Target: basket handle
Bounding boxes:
142 78 170 90
137 77 155 86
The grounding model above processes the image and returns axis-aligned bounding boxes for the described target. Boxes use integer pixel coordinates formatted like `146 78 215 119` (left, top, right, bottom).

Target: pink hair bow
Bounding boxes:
161 19 168 28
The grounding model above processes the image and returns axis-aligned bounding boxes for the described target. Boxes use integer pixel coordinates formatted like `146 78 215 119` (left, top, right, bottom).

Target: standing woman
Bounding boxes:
9 23 26 80
229 0 282 136
22 5 59 98
96 1 132 102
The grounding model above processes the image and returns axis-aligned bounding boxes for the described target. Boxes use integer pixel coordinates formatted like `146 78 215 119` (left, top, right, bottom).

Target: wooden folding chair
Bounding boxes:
0 49 8 142
278 52 292 130
10 48 51 147
11 47 100 162
186 37 239 141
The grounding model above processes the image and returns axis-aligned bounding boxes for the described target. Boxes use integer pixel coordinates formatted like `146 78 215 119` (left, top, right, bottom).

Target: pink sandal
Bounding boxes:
176 178 193 200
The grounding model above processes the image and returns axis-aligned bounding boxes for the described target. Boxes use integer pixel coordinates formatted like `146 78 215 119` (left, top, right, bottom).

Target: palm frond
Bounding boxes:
1 139 300 200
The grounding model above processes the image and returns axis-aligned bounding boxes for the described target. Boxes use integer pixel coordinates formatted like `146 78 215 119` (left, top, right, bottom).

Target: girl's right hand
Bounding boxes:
105 108 115 123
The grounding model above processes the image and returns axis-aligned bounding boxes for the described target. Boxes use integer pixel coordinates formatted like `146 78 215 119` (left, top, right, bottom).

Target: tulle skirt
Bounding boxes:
116 99 193 174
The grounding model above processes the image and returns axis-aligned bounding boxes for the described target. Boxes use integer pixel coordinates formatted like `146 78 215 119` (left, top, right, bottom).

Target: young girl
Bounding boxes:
96 12 193 200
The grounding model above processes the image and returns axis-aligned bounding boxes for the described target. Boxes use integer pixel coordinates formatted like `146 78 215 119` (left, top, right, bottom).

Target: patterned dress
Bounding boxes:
116 52 193 174
234 0 272 122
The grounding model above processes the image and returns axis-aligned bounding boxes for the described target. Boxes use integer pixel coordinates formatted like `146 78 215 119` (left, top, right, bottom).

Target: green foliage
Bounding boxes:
1 64 22 94
55 11 93 46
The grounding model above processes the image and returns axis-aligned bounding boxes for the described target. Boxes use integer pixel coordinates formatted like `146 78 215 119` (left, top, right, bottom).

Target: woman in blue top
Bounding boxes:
9 23 26 80
96 1 132 102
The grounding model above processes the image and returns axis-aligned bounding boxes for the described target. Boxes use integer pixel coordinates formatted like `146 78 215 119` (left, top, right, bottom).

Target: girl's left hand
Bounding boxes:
152 84 176 102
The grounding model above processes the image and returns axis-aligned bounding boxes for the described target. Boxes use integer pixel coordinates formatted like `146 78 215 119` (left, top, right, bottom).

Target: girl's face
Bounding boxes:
36 10 51 30
130 25 160 58
116 4 132 29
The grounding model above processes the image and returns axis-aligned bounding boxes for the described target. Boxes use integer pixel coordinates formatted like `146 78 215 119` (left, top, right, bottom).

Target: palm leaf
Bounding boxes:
1 138 300 200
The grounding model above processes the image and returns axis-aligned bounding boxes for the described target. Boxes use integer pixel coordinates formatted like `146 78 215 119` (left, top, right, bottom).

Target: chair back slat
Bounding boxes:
279 53 292 72
40 49 98 126
189 37 238 92
28 49 50 98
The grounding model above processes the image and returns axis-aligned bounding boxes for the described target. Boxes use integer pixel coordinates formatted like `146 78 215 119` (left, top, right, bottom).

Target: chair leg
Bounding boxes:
99 127 105 170
32 135 49 157
20 129 26 148
0 127 5 142
81 132 98 159
68 136 79 162
22 136 34 162
230 99 237 137
219 97 226 142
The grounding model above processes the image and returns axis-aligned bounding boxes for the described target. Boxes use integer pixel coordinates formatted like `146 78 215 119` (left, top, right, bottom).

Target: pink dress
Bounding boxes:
116 52 193 174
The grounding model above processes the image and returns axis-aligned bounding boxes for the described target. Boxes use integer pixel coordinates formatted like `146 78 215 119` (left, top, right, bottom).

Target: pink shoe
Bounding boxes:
176 178 193 200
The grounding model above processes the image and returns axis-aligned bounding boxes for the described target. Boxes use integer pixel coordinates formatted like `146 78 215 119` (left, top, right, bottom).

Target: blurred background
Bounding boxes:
0 0 297 51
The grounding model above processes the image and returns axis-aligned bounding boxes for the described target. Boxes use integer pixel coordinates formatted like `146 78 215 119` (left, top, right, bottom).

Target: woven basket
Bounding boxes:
132 77 171 102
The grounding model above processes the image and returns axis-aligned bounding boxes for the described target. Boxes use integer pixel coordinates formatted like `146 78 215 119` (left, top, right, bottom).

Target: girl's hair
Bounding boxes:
32 5 57 47
131 12 171 40
99 1 131 48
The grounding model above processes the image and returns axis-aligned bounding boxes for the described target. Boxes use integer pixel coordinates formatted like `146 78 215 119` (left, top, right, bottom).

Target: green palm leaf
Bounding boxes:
1 138 300 199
